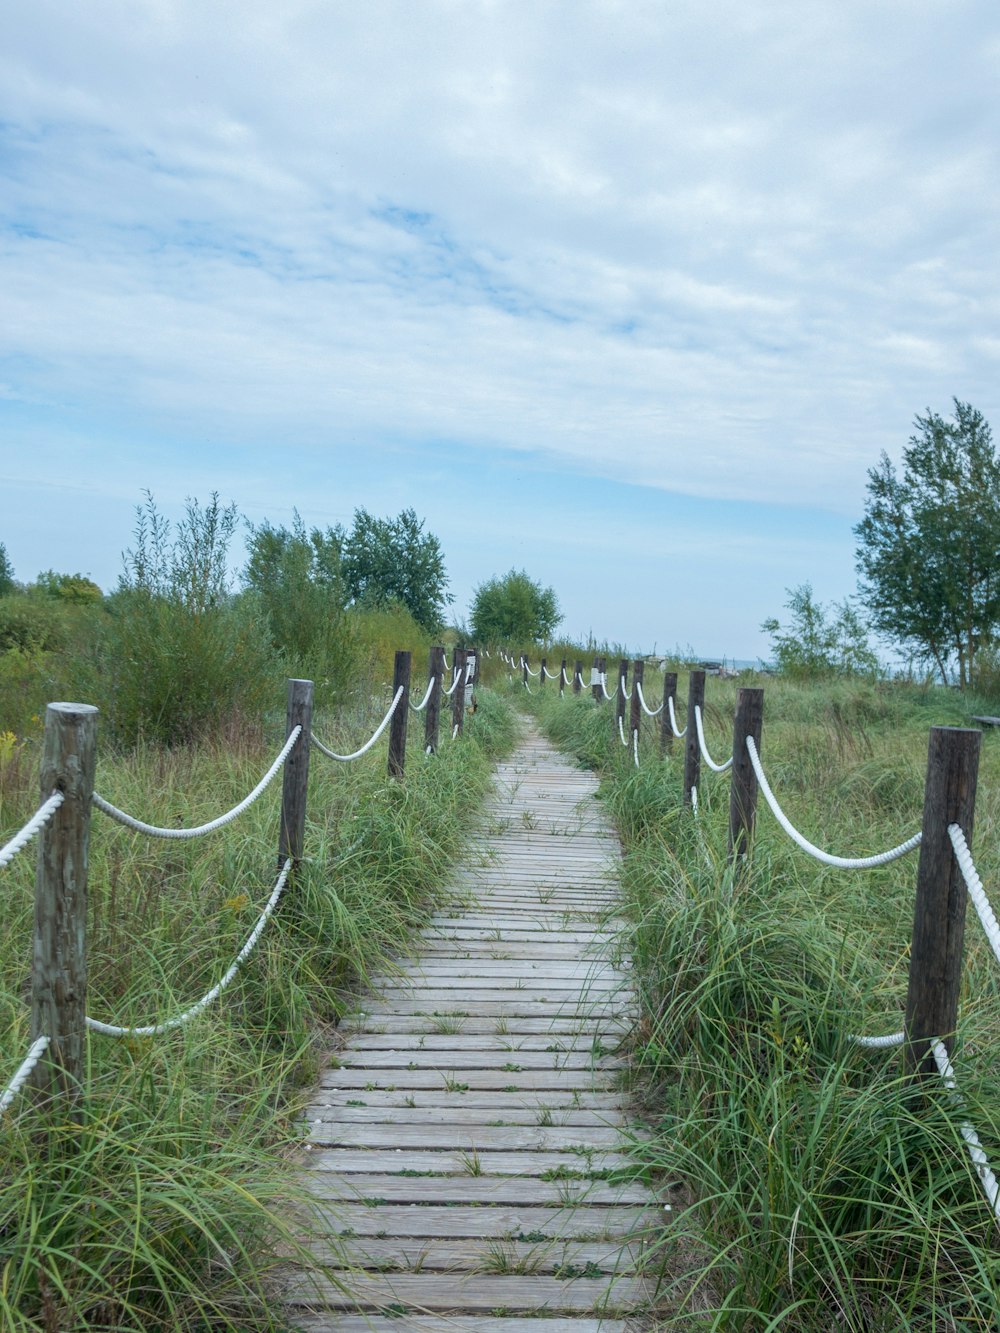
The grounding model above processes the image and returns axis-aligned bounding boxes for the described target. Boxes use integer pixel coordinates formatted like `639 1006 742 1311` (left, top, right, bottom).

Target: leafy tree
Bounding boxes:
854 400 1000 687
340 508 451 633
761 584 879 679
32 570 103 604
469 569 562 645
0 543 14 597
243 512 354 690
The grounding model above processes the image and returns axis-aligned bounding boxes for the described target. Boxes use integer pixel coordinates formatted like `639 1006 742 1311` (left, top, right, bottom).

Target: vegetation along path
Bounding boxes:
286 722 657 1332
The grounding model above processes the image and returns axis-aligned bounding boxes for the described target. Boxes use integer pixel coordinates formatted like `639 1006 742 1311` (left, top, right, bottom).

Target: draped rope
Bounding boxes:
0 1035 50 1114
617 715 629 747
87 860 293 1037
694 705 733 773
668 695 687 738
635 681 663 717
311 689 404 762
441 668 462 698
932 1039 1000 1223
949 824 1000 972
1 791 64 870
746 737 922 868
408 674 437 713
93 729 301 837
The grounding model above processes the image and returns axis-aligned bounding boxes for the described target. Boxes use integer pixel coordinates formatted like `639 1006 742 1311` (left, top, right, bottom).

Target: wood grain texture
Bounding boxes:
286 725 656 1328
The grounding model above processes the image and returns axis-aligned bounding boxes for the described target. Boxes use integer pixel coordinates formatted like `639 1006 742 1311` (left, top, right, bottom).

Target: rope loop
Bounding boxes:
746 737 921 868
668 695 687 738
93 728 301 838
441 668 462 698
694 705 733 773
617 715 629 747
635 681 663 717
408 675 437 713
311 690 403 762
87 860 293 1037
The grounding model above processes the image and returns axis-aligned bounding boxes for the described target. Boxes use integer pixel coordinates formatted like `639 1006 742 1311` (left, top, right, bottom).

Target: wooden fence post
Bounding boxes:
560 658 568 695
424 645 444 755
31 702 99 1109
387 650 411 778
591 657 602 701
453 647 468 737
660 671 678 754
903 726 982 1078
540 658 547 688
278 678 314 868
522 656 529 689
629 659 643 749
573 660 583 695
683 670 705 804
614 658 629 741
728 687 764 866
472 648 481 687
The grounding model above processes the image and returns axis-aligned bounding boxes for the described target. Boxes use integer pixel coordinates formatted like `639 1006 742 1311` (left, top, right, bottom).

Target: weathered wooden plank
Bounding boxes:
308 1089 625 1112
303 1147 634 1174
285 1271 648 1312
335 1050 623 1071
305 1122 637 1152
292 1317 629 1333
339 1032 622 1052
319 1068 623 1091
305 1172 651 1206
306 1202 655 1239
306 1104 625 1127
308 1236 642 1273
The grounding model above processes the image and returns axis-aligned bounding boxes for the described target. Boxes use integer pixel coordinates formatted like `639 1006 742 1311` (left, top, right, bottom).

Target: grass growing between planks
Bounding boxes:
520 673 1000 1329
0 686 517 1331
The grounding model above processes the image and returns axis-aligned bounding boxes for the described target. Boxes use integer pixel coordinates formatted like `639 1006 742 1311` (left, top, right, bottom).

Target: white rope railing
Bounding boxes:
452 722 460 740
93 728 301 838
617 715 628 747
311 690 403 762
668 695 686 738
694 705 733 773
0 1035 50 1114
746 737 922 869
523 680 534 694
635 681 663 717
522 661 540 678
599 674 613 701
442 652 450 671
543 667 560 680
851 1030 905 1049
632 728 639 768
948 824 1000 972
619 676 632 701
87 860 293 1037
1 791 65 870
408 675 437 713
931 1038 1000 1223
441 668 462 698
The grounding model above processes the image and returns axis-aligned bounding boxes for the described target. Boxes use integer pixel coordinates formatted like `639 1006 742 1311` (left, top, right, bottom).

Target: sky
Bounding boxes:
2 1 999 661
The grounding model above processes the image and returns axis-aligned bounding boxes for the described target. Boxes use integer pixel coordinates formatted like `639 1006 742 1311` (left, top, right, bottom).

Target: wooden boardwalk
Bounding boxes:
286 725 656 1332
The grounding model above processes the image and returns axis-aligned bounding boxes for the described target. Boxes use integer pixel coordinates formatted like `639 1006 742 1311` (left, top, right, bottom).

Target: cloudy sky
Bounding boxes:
3 1 998 659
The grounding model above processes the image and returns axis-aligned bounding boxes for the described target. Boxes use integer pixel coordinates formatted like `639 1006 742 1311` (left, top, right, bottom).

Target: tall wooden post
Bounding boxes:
560 658 568 695
630 659 644 748
903 726 982 1078
453 647 468 736
660 671 678 754
424 645 444 755
472 648 481 687
574 660 583 695
684 670 705 804
279 679 313 868
615 658 629 725
591 657 602 701
728 687 764 866
522 656 529 689
31 702 98 1108
540 658 547 688
387 651 411 778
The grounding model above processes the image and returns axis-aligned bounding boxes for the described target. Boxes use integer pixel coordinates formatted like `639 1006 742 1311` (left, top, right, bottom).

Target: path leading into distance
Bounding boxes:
286 723 658 1332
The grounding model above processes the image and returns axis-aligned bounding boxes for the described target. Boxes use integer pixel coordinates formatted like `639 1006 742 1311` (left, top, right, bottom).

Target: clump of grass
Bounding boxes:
523 673 1000 1327
0 682 517 1328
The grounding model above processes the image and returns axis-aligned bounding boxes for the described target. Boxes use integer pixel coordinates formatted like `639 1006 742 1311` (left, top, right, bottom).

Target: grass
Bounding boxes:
516 667 1000 1329
0 683 518 1330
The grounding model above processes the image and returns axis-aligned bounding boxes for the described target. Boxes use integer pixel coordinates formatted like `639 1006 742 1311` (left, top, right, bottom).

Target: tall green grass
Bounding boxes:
0 686 517 1330
522 673 1000 1328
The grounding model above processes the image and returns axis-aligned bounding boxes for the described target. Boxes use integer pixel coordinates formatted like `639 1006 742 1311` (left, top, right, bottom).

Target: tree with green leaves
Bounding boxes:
761 584 878 679
854 400 1000 687
340 508 451 633
0 543 14 597
469 569 562 645
243 512 350 681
